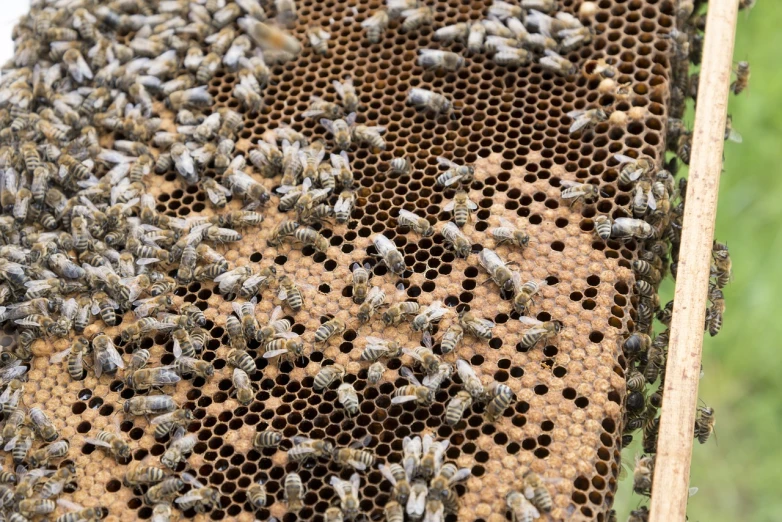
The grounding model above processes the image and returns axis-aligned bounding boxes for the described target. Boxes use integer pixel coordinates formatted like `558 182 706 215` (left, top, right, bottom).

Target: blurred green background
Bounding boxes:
614 3 782 521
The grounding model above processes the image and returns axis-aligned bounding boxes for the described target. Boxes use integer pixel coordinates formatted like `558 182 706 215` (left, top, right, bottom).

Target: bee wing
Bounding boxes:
231 302 245 318
83 437 112 449
391 394 419 404
269 305 283 322
175 493 205 504
568 115 590 134
274 331 299 340
436 156 458 169
49 347 73 364
2 436 17 451
518 316 544 326
320 118 336 134
443 199 455 212
14 317 45 328
399 366 422 386
263 348 290 359
350 472 361 492
61 298 78 320
136 257 161 266
181 471 204 488
408 488 427 515
332 79 346 98
613 153 635 165
726 128 743 143
329 476 349 500
449 467 473 484
467 199 478 210
173 338 182 358
205 183 231 205
366 285 382 301
56 498 84 511
154 368 183 385
378 463 398 485
456 359 478 381
402 348 423 363
647 187 657 210
422 331 433 349
398 208 420 223
442 175 464 187
242 274 267 291
277 287 288 300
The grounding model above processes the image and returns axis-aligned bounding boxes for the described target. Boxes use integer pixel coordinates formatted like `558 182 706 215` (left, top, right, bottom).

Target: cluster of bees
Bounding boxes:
0 377 107 522
0 0 748 518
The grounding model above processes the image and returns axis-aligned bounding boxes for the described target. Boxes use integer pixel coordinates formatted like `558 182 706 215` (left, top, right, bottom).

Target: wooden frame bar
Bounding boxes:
648 0 739 520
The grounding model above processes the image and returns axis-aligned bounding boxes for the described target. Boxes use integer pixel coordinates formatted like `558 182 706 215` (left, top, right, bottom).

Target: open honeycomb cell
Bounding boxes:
0 0 680 521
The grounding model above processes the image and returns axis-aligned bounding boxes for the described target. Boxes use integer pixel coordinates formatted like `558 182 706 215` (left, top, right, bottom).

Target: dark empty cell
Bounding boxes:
589 331 605 343
534 385 548 395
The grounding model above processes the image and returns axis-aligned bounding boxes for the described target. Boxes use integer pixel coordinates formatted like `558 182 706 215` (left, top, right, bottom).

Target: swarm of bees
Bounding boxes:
0 0 735 519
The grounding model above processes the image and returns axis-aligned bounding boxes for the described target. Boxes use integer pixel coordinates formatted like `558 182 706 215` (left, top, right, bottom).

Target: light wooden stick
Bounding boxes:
648 1 739 521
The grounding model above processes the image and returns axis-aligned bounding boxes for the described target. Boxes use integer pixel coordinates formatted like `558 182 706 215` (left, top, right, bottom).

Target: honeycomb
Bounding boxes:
0 0 679 520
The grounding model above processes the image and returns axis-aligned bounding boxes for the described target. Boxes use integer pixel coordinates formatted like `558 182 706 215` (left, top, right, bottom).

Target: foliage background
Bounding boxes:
614 3 782 521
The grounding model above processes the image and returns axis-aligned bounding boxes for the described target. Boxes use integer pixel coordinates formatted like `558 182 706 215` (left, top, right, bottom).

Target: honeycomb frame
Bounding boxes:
2 0 678 520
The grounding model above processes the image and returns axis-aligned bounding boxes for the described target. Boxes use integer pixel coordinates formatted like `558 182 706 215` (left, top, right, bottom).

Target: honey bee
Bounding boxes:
314 316 347 344
434 22 470 43
332 435 375 470
353 285 383 323
337 382 359 416
151 409 194 440
417 49 464 72
694 405 715 444
373 234 406 275
560 180 602 206
225 348 257 374
611 217 656 240
322 113 355 150
523 470 553 513
29 407 58 442
444 389 474 426
284 472 305 511
238 17 301 55
367 361 386 385
484 382 515 422
455 358 486 400
361 336 404 361
711 241 732 288
201 177 231 208
126 367 183 391
92 334 125 378
378 463 412 507
123 395 177 418
398 209 434 236
706 286 725 337
410 301 447 333
518 316 563 350
175 472 219 513
332 76 359 114
302 96 342 120
351 263 371 304
592 215 612 241
278 274 307 311
731 61 750 95
85 429 131 461
18 498 56 517
400 6 433 32
567 108 608 135
393 368 435 406
506 491 540 522
313 363 346 392
478 248 516 293
381 299 419 327
252 430 283 450
362 9 390 44
28 440 70 468
294 225 329 252
264 335 305 363
161 428 196 470
151 502 174 522
633 454 654 495
144 476 185 505
614 154 655 186
407 88 455 118
443 191 477 227
267 219 299 247
228 368 255 406
352 122 387 151
306 26 331 55
441 222 472 258
511 274 549 315
50 336 90 381
288 436 334 462
493 46 531 68
539 49 576 76
247 479 267 508
223 169 271 208
329 474 361 519
40 464 76 498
